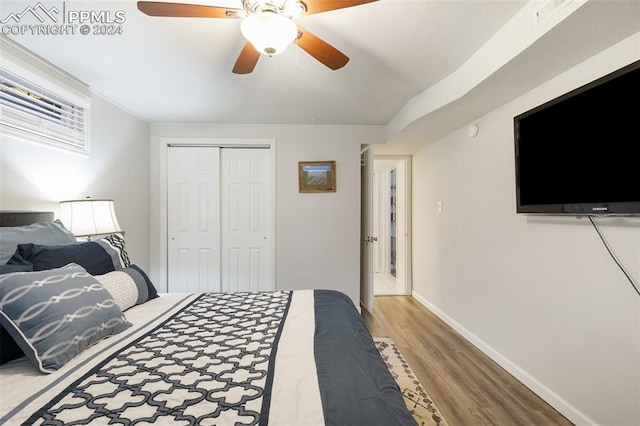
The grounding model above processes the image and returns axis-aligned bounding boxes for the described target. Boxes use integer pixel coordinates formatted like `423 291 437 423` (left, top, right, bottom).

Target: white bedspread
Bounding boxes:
0 290 416 425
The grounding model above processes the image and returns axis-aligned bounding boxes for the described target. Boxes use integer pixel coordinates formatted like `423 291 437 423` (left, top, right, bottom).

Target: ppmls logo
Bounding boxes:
1 2 126 36
0 2 59 24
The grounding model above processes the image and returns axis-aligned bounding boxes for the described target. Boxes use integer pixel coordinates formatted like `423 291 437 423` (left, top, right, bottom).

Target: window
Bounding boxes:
0 38 90 154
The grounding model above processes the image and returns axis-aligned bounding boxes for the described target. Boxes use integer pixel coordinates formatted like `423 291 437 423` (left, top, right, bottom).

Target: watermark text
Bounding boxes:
1 2 126 36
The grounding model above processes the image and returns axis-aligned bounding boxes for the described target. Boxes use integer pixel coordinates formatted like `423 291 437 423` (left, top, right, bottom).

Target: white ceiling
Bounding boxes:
2 0 639 152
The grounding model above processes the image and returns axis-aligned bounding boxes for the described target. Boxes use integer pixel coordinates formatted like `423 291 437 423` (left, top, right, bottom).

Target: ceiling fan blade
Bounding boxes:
302 0 377 16
137 1 240 18
233 42 261 74
296 26 349 70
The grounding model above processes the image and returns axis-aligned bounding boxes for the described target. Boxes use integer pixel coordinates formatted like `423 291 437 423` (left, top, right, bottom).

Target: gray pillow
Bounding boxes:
0 263 131 373
0 220 76 265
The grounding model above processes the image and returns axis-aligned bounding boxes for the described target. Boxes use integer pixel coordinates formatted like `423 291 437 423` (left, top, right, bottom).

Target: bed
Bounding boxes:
0 212 416 425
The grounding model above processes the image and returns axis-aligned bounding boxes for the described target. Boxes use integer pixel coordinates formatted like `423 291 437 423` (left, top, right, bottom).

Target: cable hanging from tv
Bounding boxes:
588 216 640 297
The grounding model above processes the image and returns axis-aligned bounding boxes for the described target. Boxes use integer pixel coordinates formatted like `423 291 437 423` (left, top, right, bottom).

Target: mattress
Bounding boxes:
0 289 416 425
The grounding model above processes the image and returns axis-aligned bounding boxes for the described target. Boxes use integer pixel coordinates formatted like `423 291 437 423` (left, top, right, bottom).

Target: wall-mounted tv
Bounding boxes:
514 60 640 215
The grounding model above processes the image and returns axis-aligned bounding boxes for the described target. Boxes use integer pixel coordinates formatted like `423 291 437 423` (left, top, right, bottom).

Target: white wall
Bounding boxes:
149 124 384 306
0 93 151 271
411 33 640 426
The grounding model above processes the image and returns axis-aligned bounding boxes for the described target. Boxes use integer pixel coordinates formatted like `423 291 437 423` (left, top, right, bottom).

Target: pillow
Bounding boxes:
0 256 142 365
0 263 131 373
100 234 131 268
95 265 158 311
0 233 130 365
11 234 131 275
0 260 33 364
1 234 131 365
0 220 76 265
0 255 32 274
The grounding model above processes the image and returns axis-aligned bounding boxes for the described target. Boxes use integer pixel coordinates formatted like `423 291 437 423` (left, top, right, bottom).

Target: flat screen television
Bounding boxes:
514 60 640 215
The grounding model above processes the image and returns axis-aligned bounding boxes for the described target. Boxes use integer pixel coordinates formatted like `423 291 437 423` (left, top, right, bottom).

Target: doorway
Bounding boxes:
372 156 411 296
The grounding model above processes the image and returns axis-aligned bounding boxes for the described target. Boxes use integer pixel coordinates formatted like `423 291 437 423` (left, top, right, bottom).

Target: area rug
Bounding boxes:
374 337 448 426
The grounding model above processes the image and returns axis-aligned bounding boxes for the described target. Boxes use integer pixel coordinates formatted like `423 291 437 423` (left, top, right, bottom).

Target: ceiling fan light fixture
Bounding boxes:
240 12 298 56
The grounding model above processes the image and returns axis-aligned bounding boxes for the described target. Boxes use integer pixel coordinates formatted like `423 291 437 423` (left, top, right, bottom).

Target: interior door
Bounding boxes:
220 148 273 292
167 146 221 292
360 146 374 312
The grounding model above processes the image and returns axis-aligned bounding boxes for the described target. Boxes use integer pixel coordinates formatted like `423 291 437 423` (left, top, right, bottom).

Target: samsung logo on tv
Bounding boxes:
592 207 608 211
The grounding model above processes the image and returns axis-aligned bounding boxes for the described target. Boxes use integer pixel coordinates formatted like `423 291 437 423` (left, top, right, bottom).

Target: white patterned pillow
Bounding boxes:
95 265 159 312
96 271 138 311
0 263 131 373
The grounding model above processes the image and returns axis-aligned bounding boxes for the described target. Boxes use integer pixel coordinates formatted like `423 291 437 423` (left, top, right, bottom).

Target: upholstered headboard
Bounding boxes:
0 211 54 227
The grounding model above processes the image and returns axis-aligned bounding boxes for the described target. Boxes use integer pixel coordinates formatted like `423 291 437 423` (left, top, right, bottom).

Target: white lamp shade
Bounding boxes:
60 199 122 237
240 12 298 55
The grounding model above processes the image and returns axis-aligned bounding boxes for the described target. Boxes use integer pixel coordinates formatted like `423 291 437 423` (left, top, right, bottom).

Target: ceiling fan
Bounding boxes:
137 0 377 74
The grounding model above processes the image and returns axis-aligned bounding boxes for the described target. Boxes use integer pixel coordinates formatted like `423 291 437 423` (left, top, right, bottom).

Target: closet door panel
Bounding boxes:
167 147 221 292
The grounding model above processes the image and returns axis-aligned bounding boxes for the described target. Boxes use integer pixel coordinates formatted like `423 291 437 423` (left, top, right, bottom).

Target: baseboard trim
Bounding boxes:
411 290 597 426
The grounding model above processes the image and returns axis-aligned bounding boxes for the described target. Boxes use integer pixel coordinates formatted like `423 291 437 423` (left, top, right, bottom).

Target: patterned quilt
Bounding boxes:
0 290 416 426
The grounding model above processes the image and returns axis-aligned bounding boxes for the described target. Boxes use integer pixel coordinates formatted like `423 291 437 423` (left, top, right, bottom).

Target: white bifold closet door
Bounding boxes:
167 146 273 293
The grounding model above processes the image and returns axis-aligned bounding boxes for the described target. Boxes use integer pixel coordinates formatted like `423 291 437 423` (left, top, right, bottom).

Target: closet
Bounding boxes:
167 145 273 293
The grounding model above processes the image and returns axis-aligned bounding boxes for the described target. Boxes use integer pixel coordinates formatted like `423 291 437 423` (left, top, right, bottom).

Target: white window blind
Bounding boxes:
0 36 90 154
0 68 88 153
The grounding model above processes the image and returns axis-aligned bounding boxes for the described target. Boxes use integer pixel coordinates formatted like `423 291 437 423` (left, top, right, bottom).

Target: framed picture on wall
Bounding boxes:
298 161 336 193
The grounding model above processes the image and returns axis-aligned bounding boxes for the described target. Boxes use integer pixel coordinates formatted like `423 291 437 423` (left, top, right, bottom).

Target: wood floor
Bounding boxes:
362 296 573 426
